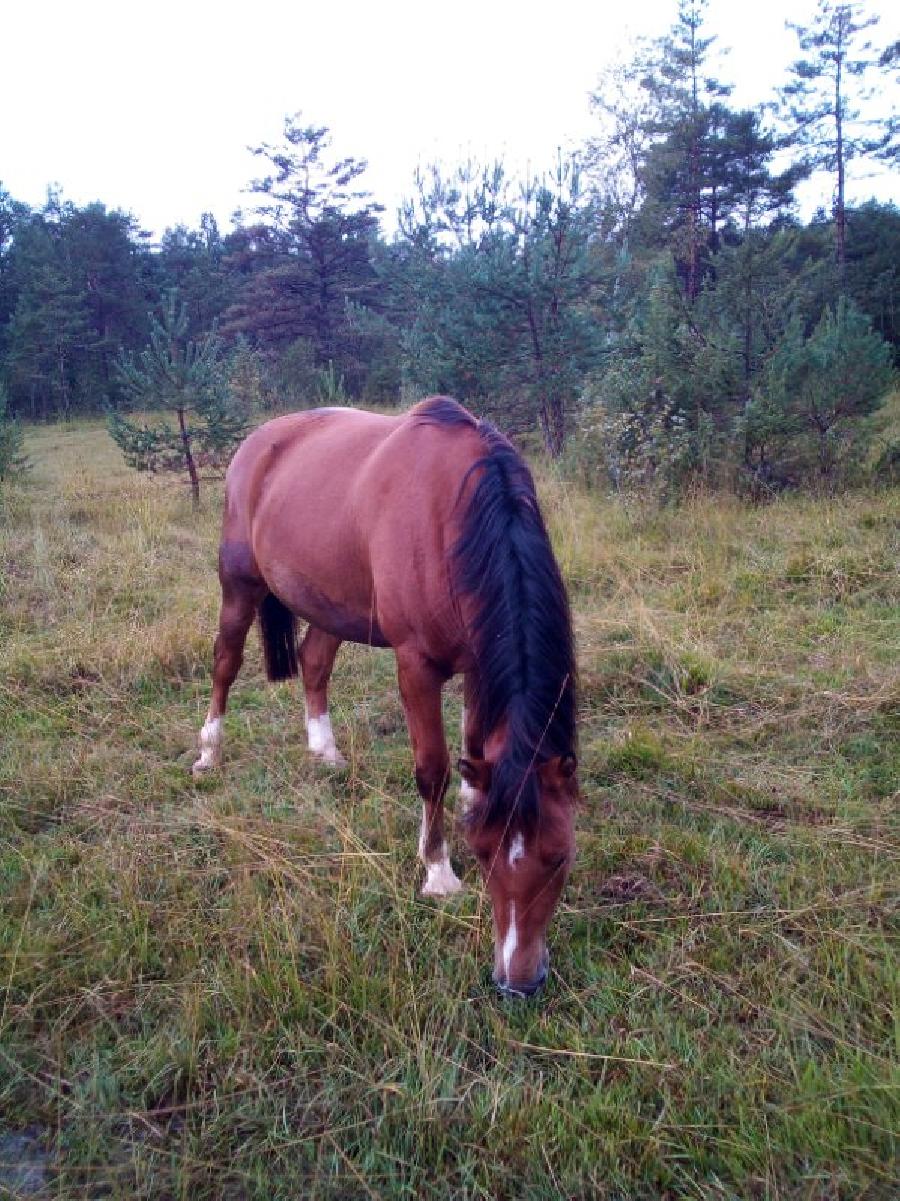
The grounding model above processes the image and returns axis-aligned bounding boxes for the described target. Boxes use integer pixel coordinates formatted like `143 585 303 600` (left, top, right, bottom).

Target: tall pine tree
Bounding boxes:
778 1 898 267
224 115 383 396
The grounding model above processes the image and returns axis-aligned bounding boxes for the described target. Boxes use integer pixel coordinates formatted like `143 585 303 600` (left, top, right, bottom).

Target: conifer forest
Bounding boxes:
1 0 897 492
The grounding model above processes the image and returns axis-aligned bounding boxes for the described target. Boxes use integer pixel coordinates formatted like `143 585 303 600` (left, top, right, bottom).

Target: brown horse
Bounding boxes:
193 397 578 996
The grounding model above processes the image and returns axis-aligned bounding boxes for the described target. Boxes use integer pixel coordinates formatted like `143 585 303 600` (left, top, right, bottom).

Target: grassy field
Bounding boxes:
0 420 897 1199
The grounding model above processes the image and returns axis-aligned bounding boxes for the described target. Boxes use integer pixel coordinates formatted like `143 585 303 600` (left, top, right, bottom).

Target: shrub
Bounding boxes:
742 298 896 486
107 292 249 506
0 382 29 481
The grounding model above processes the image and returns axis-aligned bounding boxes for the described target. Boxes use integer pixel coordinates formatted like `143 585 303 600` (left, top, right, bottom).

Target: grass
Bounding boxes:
0 419 897 1199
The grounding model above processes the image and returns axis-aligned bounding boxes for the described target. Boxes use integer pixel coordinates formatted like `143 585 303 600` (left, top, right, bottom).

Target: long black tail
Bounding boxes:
258 593 298 681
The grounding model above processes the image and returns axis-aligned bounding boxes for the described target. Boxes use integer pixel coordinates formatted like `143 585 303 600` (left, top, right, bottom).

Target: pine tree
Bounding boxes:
750 296 895 479
108 292 248 506
63 202 150 397
2 195 150 419
0 381 28 480
778 1 898 267
397 156 602 455
0 186 29 337
224 115 384 395
154 214 233 338
6 255 94 420
638 0 733 302
227 336 273 411
586 51 665 243
843 201 900 355
710 111 804 386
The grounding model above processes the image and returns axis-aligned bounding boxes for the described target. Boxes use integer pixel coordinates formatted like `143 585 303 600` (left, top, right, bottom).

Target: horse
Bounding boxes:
192 396 578 997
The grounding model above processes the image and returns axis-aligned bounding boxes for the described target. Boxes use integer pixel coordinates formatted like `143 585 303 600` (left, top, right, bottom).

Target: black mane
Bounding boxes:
415 395 576 832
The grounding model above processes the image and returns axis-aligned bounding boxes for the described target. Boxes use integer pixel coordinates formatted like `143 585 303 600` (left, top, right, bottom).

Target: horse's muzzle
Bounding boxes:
494 956 549 999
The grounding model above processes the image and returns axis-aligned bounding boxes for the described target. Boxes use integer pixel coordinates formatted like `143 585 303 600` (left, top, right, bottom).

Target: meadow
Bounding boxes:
0 420 897 1199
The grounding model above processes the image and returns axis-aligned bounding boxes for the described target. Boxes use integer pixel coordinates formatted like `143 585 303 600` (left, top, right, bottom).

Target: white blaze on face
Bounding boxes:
508 831 525 869
194 715 222 772
501 901 518 979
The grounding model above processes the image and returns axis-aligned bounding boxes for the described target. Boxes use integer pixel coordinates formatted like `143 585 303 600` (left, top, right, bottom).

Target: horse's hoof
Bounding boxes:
422 881 465 898
421 861 464 897
312 749 347 768
191 757 217 777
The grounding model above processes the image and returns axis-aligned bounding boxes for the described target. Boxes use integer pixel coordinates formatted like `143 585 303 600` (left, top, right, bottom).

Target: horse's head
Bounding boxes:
459 753 578 997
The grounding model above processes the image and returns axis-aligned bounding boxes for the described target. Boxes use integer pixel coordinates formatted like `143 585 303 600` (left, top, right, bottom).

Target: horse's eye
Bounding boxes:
544 854 569 873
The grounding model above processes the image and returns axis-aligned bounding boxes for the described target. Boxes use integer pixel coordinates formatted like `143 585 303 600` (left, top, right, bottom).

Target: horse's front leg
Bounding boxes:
459 671 484 814
396 648 463 897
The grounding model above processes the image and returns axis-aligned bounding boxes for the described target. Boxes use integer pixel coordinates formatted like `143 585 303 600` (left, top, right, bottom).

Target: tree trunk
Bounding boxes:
540 398 566 458
177 406 201 508
686 33 702 305
687 135 702 303
834 25 847 271
812 410 833 481
743 241 754 383
819 430 832 480
527 303 565 456
57 347 71 421
538 406 552 454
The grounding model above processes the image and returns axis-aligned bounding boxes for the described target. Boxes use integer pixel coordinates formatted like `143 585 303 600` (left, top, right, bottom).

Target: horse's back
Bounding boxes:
222 402 483 659
224 407 397 527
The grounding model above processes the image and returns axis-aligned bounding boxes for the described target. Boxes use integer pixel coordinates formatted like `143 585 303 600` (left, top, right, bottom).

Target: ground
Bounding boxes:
0 421 897 1199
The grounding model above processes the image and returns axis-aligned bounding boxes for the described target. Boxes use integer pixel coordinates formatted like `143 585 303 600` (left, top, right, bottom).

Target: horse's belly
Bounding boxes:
264 562 389 647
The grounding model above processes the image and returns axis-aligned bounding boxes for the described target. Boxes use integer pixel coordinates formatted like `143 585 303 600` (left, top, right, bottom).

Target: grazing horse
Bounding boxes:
193 397 578 996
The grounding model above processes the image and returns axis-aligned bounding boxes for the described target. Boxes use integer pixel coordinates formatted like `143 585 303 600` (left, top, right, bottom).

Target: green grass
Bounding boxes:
0 421 898 1199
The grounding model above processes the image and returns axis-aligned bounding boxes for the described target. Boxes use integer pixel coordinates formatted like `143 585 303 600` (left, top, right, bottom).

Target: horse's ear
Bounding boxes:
539 754 578 789
458 757 492 791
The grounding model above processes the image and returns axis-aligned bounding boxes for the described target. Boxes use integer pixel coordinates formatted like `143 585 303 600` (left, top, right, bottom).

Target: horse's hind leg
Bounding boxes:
396 648 463 896
299 625 346 766
193 571 263 775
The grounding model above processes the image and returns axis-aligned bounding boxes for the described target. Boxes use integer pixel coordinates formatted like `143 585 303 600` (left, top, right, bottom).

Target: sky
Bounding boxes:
2 0 897 240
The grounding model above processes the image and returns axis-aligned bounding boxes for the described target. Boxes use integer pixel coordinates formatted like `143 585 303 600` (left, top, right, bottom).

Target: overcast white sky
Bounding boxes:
2 0 897 239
